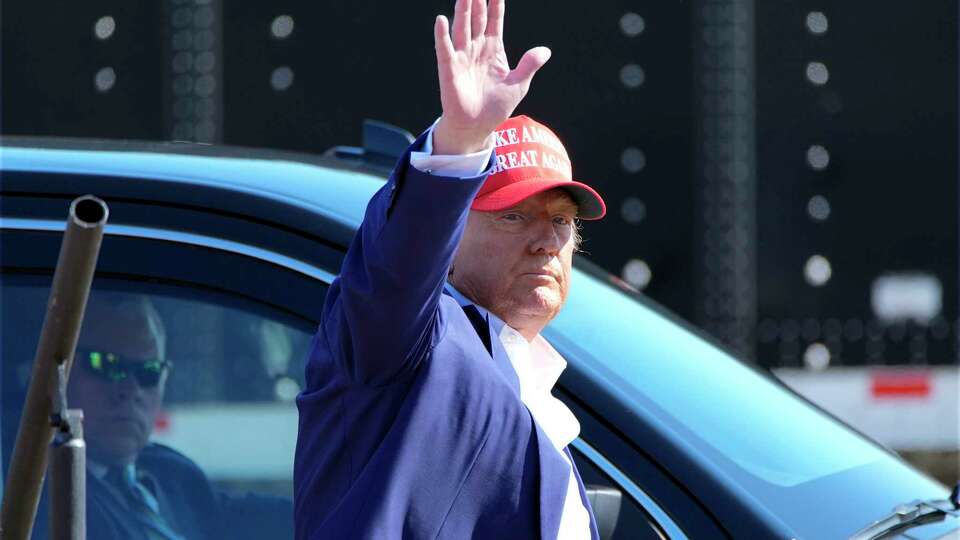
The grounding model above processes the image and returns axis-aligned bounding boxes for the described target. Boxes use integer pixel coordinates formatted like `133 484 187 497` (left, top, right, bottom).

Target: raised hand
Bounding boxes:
432 0 551 155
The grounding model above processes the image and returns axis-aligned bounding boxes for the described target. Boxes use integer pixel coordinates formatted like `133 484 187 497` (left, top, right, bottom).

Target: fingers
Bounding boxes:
486 0 504 37
508 46 551 87
472 0 487 39
452 0 471 49
434 15 455 65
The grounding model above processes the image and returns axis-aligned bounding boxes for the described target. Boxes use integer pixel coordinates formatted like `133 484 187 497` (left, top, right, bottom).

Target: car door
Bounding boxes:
560 388 729 540
3 170 726 540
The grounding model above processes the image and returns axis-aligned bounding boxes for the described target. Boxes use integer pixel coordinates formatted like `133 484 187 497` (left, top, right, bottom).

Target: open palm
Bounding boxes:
433 0 550 154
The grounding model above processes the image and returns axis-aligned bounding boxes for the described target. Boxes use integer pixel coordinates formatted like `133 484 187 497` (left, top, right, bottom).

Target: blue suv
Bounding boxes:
1 132 956 539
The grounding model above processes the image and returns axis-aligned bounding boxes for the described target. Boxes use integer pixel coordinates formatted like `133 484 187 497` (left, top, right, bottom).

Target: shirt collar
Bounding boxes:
87 459 138 483
87 458 109 480
445 283 567 393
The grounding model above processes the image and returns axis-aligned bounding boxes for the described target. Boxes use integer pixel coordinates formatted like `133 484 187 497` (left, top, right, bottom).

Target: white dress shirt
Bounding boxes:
411 123 593 539
497 322 593 540
409 120 494 177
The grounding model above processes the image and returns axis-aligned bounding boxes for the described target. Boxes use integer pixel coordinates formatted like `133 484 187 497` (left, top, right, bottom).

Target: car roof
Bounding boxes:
0 137 386 230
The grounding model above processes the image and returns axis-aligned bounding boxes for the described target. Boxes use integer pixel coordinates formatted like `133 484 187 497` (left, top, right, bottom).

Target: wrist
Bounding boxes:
433 117 493 155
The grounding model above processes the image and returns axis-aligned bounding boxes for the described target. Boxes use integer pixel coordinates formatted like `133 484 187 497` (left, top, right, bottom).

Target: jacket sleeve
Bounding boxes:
318 130 494 385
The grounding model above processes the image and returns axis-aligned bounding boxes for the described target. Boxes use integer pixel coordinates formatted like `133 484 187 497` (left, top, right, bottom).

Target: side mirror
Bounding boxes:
585 484 622 540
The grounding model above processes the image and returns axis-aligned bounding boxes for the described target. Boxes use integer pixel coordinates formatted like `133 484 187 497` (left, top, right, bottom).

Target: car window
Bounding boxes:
570 446 666 540
2 275 318 539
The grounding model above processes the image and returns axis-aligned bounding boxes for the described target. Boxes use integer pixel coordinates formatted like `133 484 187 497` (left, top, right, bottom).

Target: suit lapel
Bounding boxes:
565 447 601 540
460 303 520 396
536 424 569 539
86 471 146 540
487 322 521 397
460 296 583 537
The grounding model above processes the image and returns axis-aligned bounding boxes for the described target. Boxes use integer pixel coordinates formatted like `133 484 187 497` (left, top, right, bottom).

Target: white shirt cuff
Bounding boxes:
409 120 495 178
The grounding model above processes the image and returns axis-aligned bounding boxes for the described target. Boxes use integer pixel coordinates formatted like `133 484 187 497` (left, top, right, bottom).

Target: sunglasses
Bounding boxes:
75 348 171 388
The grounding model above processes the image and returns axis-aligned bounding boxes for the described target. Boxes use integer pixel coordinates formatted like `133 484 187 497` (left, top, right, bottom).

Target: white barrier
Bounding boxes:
774 367 959 451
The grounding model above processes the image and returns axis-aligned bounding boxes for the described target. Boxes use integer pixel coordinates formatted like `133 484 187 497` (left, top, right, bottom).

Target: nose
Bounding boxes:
109 373 144 402
528 216 565 256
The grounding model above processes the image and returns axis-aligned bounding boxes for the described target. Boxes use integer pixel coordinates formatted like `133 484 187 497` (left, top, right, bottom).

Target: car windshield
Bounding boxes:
547 263 947 537
552 265 886 486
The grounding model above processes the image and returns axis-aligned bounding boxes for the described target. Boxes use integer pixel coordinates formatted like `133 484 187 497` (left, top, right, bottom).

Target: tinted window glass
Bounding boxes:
571 447 665 540
2 276 318 539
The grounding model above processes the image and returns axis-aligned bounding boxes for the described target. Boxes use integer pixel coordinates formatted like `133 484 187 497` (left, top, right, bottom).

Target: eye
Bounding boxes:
500 213 524 222
553 215 573 226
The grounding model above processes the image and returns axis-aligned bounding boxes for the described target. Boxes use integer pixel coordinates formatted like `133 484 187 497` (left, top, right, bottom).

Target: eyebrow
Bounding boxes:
551 202 579 213
499 199 578 214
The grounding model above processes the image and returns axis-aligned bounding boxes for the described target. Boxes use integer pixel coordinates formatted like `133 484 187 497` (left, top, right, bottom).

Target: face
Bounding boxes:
451 188 578 338
68 297 166 466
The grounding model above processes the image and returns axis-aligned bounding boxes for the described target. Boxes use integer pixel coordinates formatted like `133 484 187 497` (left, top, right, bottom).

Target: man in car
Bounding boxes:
59 292 223 540
34 292 292 540
294 0 607 538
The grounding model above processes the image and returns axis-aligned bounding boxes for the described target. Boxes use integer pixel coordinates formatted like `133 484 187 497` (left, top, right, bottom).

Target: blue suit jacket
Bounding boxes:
294 133 599 539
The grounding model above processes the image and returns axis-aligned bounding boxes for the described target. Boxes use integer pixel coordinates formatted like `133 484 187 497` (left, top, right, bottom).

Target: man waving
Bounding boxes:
294 0 606 538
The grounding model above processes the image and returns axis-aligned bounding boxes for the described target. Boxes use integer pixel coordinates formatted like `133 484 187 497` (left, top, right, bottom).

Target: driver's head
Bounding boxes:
68 292 168 466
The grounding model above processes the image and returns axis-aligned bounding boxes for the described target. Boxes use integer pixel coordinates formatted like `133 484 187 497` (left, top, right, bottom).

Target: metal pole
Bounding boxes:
1 196 108 540
50 408 85 540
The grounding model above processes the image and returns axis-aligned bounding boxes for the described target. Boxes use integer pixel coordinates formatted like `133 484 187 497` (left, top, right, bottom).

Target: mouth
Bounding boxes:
107 415 142 428
521 271 559 283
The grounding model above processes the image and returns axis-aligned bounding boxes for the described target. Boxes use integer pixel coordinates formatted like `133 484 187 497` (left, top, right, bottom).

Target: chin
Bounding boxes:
103 431 147 455
514 287 563 316
91 442 142 466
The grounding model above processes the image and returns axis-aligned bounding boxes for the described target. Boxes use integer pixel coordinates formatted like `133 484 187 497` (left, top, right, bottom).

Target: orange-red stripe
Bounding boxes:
871 372 931 398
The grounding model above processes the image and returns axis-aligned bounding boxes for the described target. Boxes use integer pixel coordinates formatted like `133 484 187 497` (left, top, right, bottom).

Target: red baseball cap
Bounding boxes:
471 115 606 220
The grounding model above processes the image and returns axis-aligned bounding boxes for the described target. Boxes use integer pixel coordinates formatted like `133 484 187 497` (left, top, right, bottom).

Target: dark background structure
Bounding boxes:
2 0 957 369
